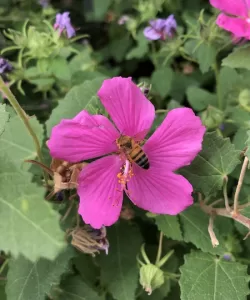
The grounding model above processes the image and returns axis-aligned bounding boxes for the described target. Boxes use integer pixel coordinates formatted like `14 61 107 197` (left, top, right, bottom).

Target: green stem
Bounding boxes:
0 76 48 185
213 60 222 110
223 176 230 212
0 259 9 275
155 231 164 265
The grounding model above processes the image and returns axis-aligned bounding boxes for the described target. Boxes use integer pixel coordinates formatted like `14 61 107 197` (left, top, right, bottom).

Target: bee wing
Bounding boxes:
133 129 149 142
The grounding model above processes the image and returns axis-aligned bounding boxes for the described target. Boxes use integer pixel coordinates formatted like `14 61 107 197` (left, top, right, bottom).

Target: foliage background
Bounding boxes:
1 0 250 299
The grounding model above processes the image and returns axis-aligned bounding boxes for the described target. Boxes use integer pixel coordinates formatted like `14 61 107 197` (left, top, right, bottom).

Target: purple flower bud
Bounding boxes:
223 253 232 261
54 12 75 39
38 0 49 8
0 58 12 74
143 15 177 41
118 15 130 25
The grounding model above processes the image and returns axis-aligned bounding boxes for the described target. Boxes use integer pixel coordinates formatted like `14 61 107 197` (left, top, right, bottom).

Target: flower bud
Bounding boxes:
139 264 164 295
201 106 224 129
239 89 250 111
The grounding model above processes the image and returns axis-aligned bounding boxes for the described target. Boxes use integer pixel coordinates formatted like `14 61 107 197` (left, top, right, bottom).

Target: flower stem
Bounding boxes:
0 76 48 185
155 231 164 265
223 176 230 212
234 156 249 214
0 259 9 275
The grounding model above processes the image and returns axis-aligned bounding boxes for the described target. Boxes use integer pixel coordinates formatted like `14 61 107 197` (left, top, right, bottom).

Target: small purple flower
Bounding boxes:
143 15 177 41
223 253 232 261
54 12 75 39
0 58 12 74
118 15 130 25
38 0 49 8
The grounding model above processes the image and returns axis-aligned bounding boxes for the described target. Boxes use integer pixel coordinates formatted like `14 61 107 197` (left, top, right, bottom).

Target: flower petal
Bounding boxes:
216 13 250 38
97 77 155 139
210 0 248 17
78 155 123 228
143 26 162 40
48 110 119 162
144 108 205 171
127 164 193 215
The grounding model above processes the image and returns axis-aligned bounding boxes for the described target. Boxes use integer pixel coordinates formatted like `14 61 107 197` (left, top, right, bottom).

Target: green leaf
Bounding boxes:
0 155 65 261
151 68 173 98
222 45 250 70
98 221 142 300
180 251 249 300
55 276 104 300
186 87 217 111
0 104 9 136
46 78 106 135
245 131 250 160
233 128 248 151
0 284 6 300
126 31 148 60
181 132 240 197
87 0 112 20
155 215 182 241
50 57 71 81
180 206 226 254
6 247 75 300
0 114 43 168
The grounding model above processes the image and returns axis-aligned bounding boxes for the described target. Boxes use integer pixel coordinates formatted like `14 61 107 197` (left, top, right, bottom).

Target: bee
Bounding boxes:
117 135 150 169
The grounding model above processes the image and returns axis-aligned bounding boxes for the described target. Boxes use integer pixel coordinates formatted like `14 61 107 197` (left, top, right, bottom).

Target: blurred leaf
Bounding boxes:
46 78 106 135
73 253 99 288
126 32 148 60
0 114 43 168
151 68 174 98
187 87 217 111
0 104 9 136
185 41 216 73
0 155 65 261
86 0 112 21
155 215 182 241
222 45 250 70
98 221 142 300
181 132 240 196
69 48 96 74
180 251 249 300
232 128 248 150
0 285 6 300
56 276 104 300
109 35 132 62
180 206 226 254
51 57 71 81
6 247 74 300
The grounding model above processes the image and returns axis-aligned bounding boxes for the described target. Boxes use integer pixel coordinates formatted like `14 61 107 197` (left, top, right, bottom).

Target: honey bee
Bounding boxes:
117 135 150 169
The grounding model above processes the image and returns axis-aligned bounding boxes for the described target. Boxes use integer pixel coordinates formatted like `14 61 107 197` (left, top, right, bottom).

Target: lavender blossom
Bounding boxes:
0 58 12 74
143 15 177 40
54 12 75 39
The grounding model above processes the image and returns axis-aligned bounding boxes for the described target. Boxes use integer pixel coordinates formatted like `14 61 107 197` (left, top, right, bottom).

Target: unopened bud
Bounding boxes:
201 106 224 129
139 264 164 295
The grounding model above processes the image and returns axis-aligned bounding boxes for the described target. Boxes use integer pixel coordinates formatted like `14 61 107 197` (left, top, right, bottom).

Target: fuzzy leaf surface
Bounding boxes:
0 155 65 261
180 251 249 300
181 132 240 196
6 247 74 300
155 215 182 241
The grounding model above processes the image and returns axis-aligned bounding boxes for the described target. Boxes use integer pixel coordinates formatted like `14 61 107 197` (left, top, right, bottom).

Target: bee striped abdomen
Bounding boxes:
129 146 150 170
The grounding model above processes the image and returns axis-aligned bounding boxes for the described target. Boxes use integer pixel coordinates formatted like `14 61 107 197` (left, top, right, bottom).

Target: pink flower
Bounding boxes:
48 77 205 229
210 0 250 39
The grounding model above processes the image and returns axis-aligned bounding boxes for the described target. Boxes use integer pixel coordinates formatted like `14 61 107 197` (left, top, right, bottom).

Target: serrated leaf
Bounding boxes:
6 247 75 300
180 206 226 254
98 221 142 300
186 86 217 111
56 276 104 300
151 68 173 98
222 45 250 70
180 251 249 300
0 114 43 168
46 78 106 135
181 132 240 196
155 215 182 241
0 104 9 136
0 155 65 261
245 131 250 160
